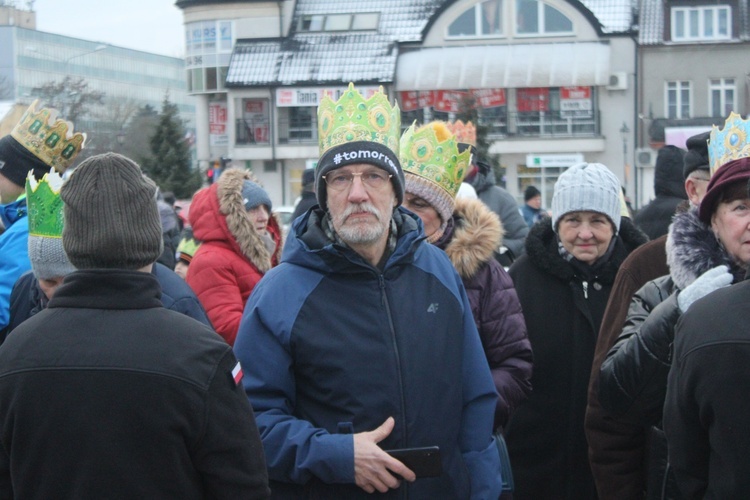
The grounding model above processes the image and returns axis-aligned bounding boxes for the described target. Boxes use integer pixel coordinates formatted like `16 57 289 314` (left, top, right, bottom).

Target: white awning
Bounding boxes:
396 42 611 90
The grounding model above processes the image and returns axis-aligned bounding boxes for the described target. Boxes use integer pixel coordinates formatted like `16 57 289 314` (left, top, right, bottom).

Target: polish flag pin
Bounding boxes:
232 361 243 386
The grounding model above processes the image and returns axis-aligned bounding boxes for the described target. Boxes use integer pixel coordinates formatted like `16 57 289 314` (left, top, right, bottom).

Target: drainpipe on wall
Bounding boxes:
632 18 641 209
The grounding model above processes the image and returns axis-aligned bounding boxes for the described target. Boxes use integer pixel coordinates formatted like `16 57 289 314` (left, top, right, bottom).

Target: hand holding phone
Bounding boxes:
385 446 442 478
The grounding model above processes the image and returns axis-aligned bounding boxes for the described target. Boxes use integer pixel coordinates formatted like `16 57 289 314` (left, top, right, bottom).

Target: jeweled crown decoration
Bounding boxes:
445 120 476 147
25 169 65 238
399 121 471 198
709 112 750 175
318 83 401 156
11 100 86 172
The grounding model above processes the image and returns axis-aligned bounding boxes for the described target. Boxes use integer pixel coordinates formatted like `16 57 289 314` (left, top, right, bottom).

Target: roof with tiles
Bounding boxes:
227 0 636 86
639 0 750 45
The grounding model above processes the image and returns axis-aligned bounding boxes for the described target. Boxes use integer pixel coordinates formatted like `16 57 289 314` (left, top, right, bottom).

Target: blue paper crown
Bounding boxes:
709 112 750 175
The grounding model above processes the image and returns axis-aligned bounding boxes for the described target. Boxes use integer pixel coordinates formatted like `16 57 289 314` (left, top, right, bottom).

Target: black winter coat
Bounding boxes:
664 274 750 498
1 263 211 344
598 207 744 499
0 270 270 499
633 146 687 240
506 217 646 500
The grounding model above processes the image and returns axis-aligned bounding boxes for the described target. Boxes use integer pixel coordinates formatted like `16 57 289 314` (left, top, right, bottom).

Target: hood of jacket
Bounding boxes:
666 206 743 290
438 198 503 280
654 146 688 199
0 197 26 229
467 160 498 195
189 168 282 273
282 206 424 275
524 216 647 283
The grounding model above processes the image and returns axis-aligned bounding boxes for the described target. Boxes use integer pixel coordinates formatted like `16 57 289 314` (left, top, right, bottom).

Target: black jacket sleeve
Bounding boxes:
598 277 679 425
193 350 271 499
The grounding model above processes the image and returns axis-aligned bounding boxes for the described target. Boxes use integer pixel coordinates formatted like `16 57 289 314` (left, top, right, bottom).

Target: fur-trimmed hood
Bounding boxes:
437 198 503 280
189 168 282 273
524 216 647 283
666 206 743 290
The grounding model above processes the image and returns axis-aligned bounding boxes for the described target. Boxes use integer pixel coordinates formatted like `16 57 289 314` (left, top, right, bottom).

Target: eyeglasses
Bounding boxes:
322 170 392 191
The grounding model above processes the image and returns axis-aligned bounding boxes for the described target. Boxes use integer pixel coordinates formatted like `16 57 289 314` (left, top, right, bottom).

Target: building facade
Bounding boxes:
635 0 749 202
0 6 194 156
178 0 638 208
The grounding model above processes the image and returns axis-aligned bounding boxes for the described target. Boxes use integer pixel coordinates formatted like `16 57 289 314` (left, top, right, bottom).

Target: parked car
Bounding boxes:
274 205 295 238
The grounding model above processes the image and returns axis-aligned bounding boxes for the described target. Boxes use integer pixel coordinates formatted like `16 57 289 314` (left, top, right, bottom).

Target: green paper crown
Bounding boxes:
12 100 86 172
709 112 750 175
318 83 401 156
399 121 472 199
25 169 65 238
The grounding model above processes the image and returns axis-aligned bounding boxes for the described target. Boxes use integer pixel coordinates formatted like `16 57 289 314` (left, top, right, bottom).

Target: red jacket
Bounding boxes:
187 169 282 345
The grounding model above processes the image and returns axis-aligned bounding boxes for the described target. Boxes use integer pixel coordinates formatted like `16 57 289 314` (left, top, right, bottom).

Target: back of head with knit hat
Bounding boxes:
61 153 163 270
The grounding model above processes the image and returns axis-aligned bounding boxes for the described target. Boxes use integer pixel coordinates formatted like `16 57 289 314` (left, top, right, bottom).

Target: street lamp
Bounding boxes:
64 44 108 75
620 121 630 170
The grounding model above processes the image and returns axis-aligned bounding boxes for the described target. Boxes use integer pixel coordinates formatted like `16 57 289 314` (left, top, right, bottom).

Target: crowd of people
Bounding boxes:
1 87 750 499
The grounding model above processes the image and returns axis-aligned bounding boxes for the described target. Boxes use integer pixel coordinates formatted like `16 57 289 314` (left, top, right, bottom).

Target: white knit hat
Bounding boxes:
551 162 621 232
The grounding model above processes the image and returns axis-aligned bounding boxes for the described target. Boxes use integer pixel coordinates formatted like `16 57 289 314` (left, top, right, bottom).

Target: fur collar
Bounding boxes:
216 169 282 273
524 216 647 283
440 198 504 279
666 206 743 289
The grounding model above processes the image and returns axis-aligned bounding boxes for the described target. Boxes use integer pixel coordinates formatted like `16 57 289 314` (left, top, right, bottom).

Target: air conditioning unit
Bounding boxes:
636 148 656 168
606 72 628 91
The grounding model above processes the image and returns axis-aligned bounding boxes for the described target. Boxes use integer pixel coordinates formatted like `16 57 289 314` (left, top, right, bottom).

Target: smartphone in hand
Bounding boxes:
385 446 442 478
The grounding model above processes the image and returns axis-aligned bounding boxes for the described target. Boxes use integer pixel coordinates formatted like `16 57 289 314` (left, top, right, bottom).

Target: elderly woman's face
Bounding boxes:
403 193 441 240
558 211 615 264
711 196 750 267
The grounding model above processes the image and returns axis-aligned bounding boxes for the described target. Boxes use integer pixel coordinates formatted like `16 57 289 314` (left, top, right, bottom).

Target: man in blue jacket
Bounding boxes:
234 84 502 498
0 100 82 331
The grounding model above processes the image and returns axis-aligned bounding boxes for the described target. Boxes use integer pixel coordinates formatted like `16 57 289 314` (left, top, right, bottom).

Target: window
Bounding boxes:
236 99 270 145
666 81 691 119
298 13 378 32
351 13 380 30
671 6 731 41
447 0 504 37
185 20 233 93
299 15 324 32
709 78 735 117
516 0 573 35
278 107 317 143
325 14 352 31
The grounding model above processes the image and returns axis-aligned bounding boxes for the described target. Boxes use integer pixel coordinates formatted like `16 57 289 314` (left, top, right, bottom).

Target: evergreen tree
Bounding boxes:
142 95 201 199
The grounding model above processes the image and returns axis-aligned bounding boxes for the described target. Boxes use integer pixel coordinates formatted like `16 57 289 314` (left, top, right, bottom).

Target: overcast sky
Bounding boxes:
32 0 185 58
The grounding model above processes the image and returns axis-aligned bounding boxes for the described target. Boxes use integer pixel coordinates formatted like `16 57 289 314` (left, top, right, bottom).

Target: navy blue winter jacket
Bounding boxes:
234 207 502 499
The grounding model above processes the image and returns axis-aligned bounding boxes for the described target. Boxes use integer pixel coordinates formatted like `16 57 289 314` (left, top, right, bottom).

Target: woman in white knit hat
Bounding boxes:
503 162 648 500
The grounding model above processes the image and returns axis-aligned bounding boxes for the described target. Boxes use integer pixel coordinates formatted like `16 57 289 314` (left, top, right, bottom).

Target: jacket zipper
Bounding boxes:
582 280 589 299
379 274 409 450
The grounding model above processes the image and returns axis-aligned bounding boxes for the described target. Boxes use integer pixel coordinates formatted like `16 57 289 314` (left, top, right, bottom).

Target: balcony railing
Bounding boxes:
236 111 599 146
484 111 600 139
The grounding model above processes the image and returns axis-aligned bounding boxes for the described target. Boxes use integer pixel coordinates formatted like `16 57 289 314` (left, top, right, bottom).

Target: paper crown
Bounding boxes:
399 121 472 200
25 168 65 238
445 120 476 147
709 112 750 175
318 83 400 156
11 100 86 172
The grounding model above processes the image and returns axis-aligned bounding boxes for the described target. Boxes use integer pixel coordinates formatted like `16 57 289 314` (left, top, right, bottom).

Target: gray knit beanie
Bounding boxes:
29 236 76 280
242 180 272 211
551 162 621 232
61 153 163 269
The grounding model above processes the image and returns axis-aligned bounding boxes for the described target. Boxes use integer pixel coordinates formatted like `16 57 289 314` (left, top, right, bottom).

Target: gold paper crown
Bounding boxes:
445 120 476 147
399 121 472 199
318 83 400 156
25 168 65 238
11 100 86 172
709 112 750 175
